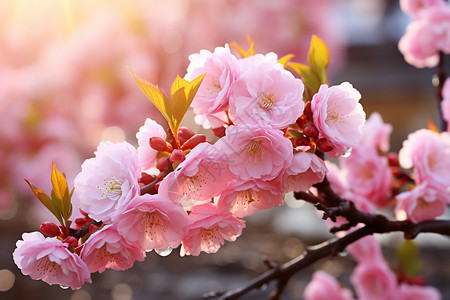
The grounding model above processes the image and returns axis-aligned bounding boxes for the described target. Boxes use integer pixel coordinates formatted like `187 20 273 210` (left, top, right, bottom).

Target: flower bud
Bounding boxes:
387 152 399 167
303 101 313 121
296 136 311 147
149 137 171 152
40 222 61 237
89 224 100 235
64 236 79 248
181 134 207 150
74 217 89 229
212 126 226 138
178 127 195 145
156 156 169 172
170 149 186 163
303 124 319 138
317 138 334 153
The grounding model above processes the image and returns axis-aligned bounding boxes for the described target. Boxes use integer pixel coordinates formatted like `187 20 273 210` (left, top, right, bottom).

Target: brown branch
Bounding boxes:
204 176 450 299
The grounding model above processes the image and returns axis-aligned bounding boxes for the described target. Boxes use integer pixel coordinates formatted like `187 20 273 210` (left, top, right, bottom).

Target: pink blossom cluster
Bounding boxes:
305 235 441 300
398 0 450 68
0 0 344 221
13 41 363 289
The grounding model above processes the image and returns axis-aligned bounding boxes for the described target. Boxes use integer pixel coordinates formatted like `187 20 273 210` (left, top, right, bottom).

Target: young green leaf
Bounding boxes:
51 162 72 222
229 35 255 58
278 54 295 67
25 179 64 226
288 62 321 102
307 35 329 85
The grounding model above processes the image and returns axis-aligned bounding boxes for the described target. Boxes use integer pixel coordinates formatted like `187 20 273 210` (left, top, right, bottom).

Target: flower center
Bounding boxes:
98 176 124 201
257 91 276 110
143 213 164 241
240 140 264 162
36 257 58 275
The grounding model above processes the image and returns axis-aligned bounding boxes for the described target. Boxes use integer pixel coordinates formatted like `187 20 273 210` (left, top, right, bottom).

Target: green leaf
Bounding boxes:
25 179 63 226
288 62 321 102
397 240 422 276
307 35 329 85
130 68 205 143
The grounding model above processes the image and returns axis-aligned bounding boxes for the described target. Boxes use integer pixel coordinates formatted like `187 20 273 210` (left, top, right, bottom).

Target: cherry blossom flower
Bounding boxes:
80 224 146 273
399 5 450 68
185 44 240 115
357 112 392 154
13 232 91 290
399 129 450 189
395 182 449 223
181 203 245 256
347 235 384 263
216 178 284 218
158 142 232 208
400 0 447 20
284 151 328 193
214 125 293 181
311 82 366 158
229 60 304 129
113 193 188 252
395 283 441 300
350 258 397 300
136 118 167 171
74 141 141 223
304 271 354 300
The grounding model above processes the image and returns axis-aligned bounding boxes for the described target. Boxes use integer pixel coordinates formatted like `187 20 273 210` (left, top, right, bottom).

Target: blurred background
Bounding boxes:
1 0 449 299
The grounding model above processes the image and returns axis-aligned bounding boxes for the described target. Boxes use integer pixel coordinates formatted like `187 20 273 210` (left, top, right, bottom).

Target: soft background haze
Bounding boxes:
1 0 449 299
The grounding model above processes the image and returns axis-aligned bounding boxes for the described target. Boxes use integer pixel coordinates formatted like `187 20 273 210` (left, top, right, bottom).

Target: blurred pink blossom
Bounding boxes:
136 118 167 171
284 152 328 193
304 271 354 300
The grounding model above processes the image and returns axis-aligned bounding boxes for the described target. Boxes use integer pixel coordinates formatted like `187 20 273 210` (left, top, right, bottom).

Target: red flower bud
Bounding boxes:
303 101 313 121
74 217 89 229
170 149 186 163
139 172 156 185
156 156 169 172
296 136 311 147
178 127 195 145
387 152 399 167
303 124 319 138
212 126 226 138
317 138 334 153
40 222 61 237
89 224 100 235
149 137 171 152
64 236 79 248
181 134 207 150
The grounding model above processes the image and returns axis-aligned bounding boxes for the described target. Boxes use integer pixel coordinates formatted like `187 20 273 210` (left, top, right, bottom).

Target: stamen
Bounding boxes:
240 140 264 162
98 176 124 201
257 91 276 110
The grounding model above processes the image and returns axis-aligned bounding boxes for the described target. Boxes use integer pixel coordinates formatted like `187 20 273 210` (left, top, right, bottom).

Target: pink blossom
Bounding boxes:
136 118 166 171
181 203 245 256
341 152 393 209
400 0 447 20
399 6 450 68
214 125 293 180
216 178 284 218
113 193 188 251
158 142 233 208
357 112 392 154
311 82 366 158
304 271 354 300
395 182 448 223
80 225 146 273
441 78 450 131
347 235 383 263
284 152 327 193
13 232 91 290
229 60 304 129
395 283 441 300
399 129 450 189
194 111 229 130
185 44 240 115
74 141 141 223
350 259 397 300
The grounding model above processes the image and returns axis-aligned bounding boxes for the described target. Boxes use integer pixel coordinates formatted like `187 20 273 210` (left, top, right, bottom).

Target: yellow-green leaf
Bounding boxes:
229 35 255 58
278 54 295 67
288 62 321 102
51 162 68 201
307 35 329 84
25 179 63 225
